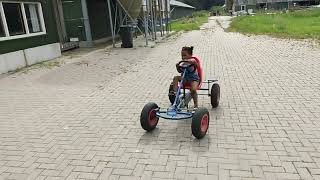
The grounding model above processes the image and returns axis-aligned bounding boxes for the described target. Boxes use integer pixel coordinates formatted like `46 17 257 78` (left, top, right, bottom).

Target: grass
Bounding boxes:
171 11 209 31
12 60 63 74
229 8 320 40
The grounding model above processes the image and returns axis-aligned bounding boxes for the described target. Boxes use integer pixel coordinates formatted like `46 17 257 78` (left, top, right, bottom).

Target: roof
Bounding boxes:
170 0 195 9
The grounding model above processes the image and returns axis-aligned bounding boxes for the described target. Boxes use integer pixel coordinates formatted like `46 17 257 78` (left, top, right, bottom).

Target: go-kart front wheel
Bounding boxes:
140 102 159 132
192 108 210 139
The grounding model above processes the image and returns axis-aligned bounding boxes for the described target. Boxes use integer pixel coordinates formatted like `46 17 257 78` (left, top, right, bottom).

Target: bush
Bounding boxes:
210 6 227 15
191 11 209 17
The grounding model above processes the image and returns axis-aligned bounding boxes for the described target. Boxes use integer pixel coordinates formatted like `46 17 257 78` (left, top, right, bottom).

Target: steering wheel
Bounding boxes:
176 60 196 73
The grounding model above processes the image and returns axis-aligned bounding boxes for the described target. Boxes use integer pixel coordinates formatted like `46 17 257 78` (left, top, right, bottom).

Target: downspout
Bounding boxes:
107 0 116 47
81 0 93 47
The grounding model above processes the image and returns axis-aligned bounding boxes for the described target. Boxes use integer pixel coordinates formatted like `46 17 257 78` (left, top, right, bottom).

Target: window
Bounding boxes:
0 1 46 41
241 5 246 11
3 3 25 36
25 3 41 33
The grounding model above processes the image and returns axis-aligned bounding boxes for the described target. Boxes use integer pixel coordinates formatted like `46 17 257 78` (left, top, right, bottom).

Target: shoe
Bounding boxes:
192 107 198 113
168 91 176 96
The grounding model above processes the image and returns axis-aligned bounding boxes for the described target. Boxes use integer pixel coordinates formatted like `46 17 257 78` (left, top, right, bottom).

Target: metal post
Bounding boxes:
113 3 118 37
154 0 157 40
165 0 169 33
143 0 149 46
149 0 155 40
158 0 162 36
107 0 116 47
81 0 93 47
159 0 163 36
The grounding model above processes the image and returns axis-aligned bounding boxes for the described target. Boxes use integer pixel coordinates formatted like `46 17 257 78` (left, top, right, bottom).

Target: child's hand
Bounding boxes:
176 63 182 73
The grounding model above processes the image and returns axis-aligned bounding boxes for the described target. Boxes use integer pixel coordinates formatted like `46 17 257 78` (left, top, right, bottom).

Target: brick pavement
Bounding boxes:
1 16 320 180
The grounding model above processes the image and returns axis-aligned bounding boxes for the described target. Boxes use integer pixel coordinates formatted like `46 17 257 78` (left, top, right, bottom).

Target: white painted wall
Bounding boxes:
0 43 61 74
24 43 61 66
0 51 26 74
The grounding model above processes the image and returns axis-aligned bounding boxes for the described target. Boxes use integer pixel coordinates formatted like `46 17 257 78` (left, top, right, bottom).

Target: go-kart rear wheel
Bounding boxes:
140 102 159 132
211 83 220 108
168 82 175 104
191 108 210 139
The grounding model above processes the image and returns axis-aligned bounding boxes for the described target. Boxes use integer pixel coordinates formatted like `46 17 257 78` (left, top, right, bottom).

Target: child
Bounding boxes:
171 46 200 109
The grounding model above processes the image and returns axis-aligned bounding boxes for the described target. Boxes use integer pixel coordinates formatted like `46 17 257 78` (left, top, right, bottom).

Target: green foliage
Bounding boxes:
171 11 209 31
229 9 320 40
210 6 228 15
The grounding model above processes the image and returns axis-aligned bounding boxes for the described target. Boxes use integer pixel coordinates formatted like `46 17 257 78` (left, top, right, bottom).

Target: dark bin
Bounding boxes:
120 25 133 48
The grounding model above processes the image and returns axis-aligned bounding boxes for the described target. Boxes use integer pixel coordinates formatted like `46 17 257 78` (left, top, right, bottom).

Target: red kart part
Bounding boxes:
181 56 203 90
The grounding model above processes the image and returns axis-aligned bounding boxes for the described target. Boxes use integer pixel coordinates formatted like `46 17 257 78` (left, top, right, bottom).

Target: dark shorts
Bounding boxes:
185 72 200 82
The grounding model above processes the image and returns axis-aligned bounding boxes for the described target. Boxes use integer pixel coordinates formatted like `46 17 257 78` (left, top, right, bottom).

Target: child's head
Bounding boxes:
181 46 194 60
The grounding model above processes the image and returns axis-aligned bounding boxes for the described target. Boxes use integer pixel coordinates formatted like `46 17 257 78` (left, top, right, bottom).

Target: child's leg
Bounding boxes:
190 81 199 108
173 76 182 92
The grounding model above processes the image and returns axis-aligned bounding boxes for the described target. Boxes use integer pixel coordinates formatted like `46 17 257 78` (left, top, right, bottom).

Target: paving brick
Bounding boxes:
98 168 113 180
282 162 297 173
275 172 301 179
73 166 94 172
119 176 140 180
186 167 207 174
230 170 252 177
6 173 28 180
40 170 61 177
77 172 99 179
262 166 285 173
112 169 132 176
208 163 218 175
152 171 174 179
296 168 314 180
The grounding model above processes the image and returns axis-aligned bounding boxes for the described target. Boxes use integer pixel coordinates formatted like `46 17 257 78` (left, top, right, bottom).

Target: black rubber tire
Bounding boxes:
211 83 220 108
140 102 159 132
191 108 210 139
168 82 175 105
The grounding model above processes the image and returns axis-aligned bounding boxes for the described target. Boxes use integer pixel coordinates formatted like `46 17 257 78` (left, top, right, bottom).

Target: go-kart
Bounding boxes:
140 56 220 139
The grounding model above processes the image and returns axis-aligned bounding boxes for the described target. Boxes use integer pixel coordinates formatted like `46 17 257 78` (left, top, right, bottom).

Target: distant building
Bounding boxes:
232 0 318 12
170 0 195 20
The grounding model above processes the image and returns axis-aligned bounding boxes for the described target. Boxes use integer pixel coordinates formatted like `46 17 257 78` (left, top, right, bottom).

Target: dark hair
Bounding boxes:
182 46 194 55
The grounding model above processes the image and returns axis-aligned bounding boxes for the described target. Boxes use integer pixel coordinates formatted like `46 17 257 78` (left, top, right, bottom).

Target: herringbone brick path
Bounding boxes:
1 16 320 180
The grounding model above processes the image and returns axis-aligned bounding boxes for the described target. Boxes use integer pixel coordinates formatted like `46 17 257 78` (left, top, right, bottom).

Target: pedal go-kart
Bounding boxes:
140 57 220 139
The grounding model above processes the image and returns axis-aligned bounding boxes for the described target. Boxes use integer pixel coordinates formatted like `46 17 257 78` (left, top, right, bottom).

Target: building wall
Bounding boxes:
0 0 59 54
87 0 112 40
61 0 86 41
170 7 195 20
236 0 316 11
235 4 257 11
269 2 290 9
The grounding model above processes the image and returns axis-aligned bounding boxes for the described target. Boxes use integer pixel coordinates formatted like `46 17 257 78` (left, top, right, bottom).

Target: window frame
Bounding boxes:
0 1 46 42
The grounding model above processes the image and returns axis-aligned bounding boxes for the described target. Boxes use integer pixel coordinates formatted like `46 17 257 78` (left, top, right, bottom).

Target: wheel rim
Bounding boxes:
200 114 209 134
148 109 158 127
